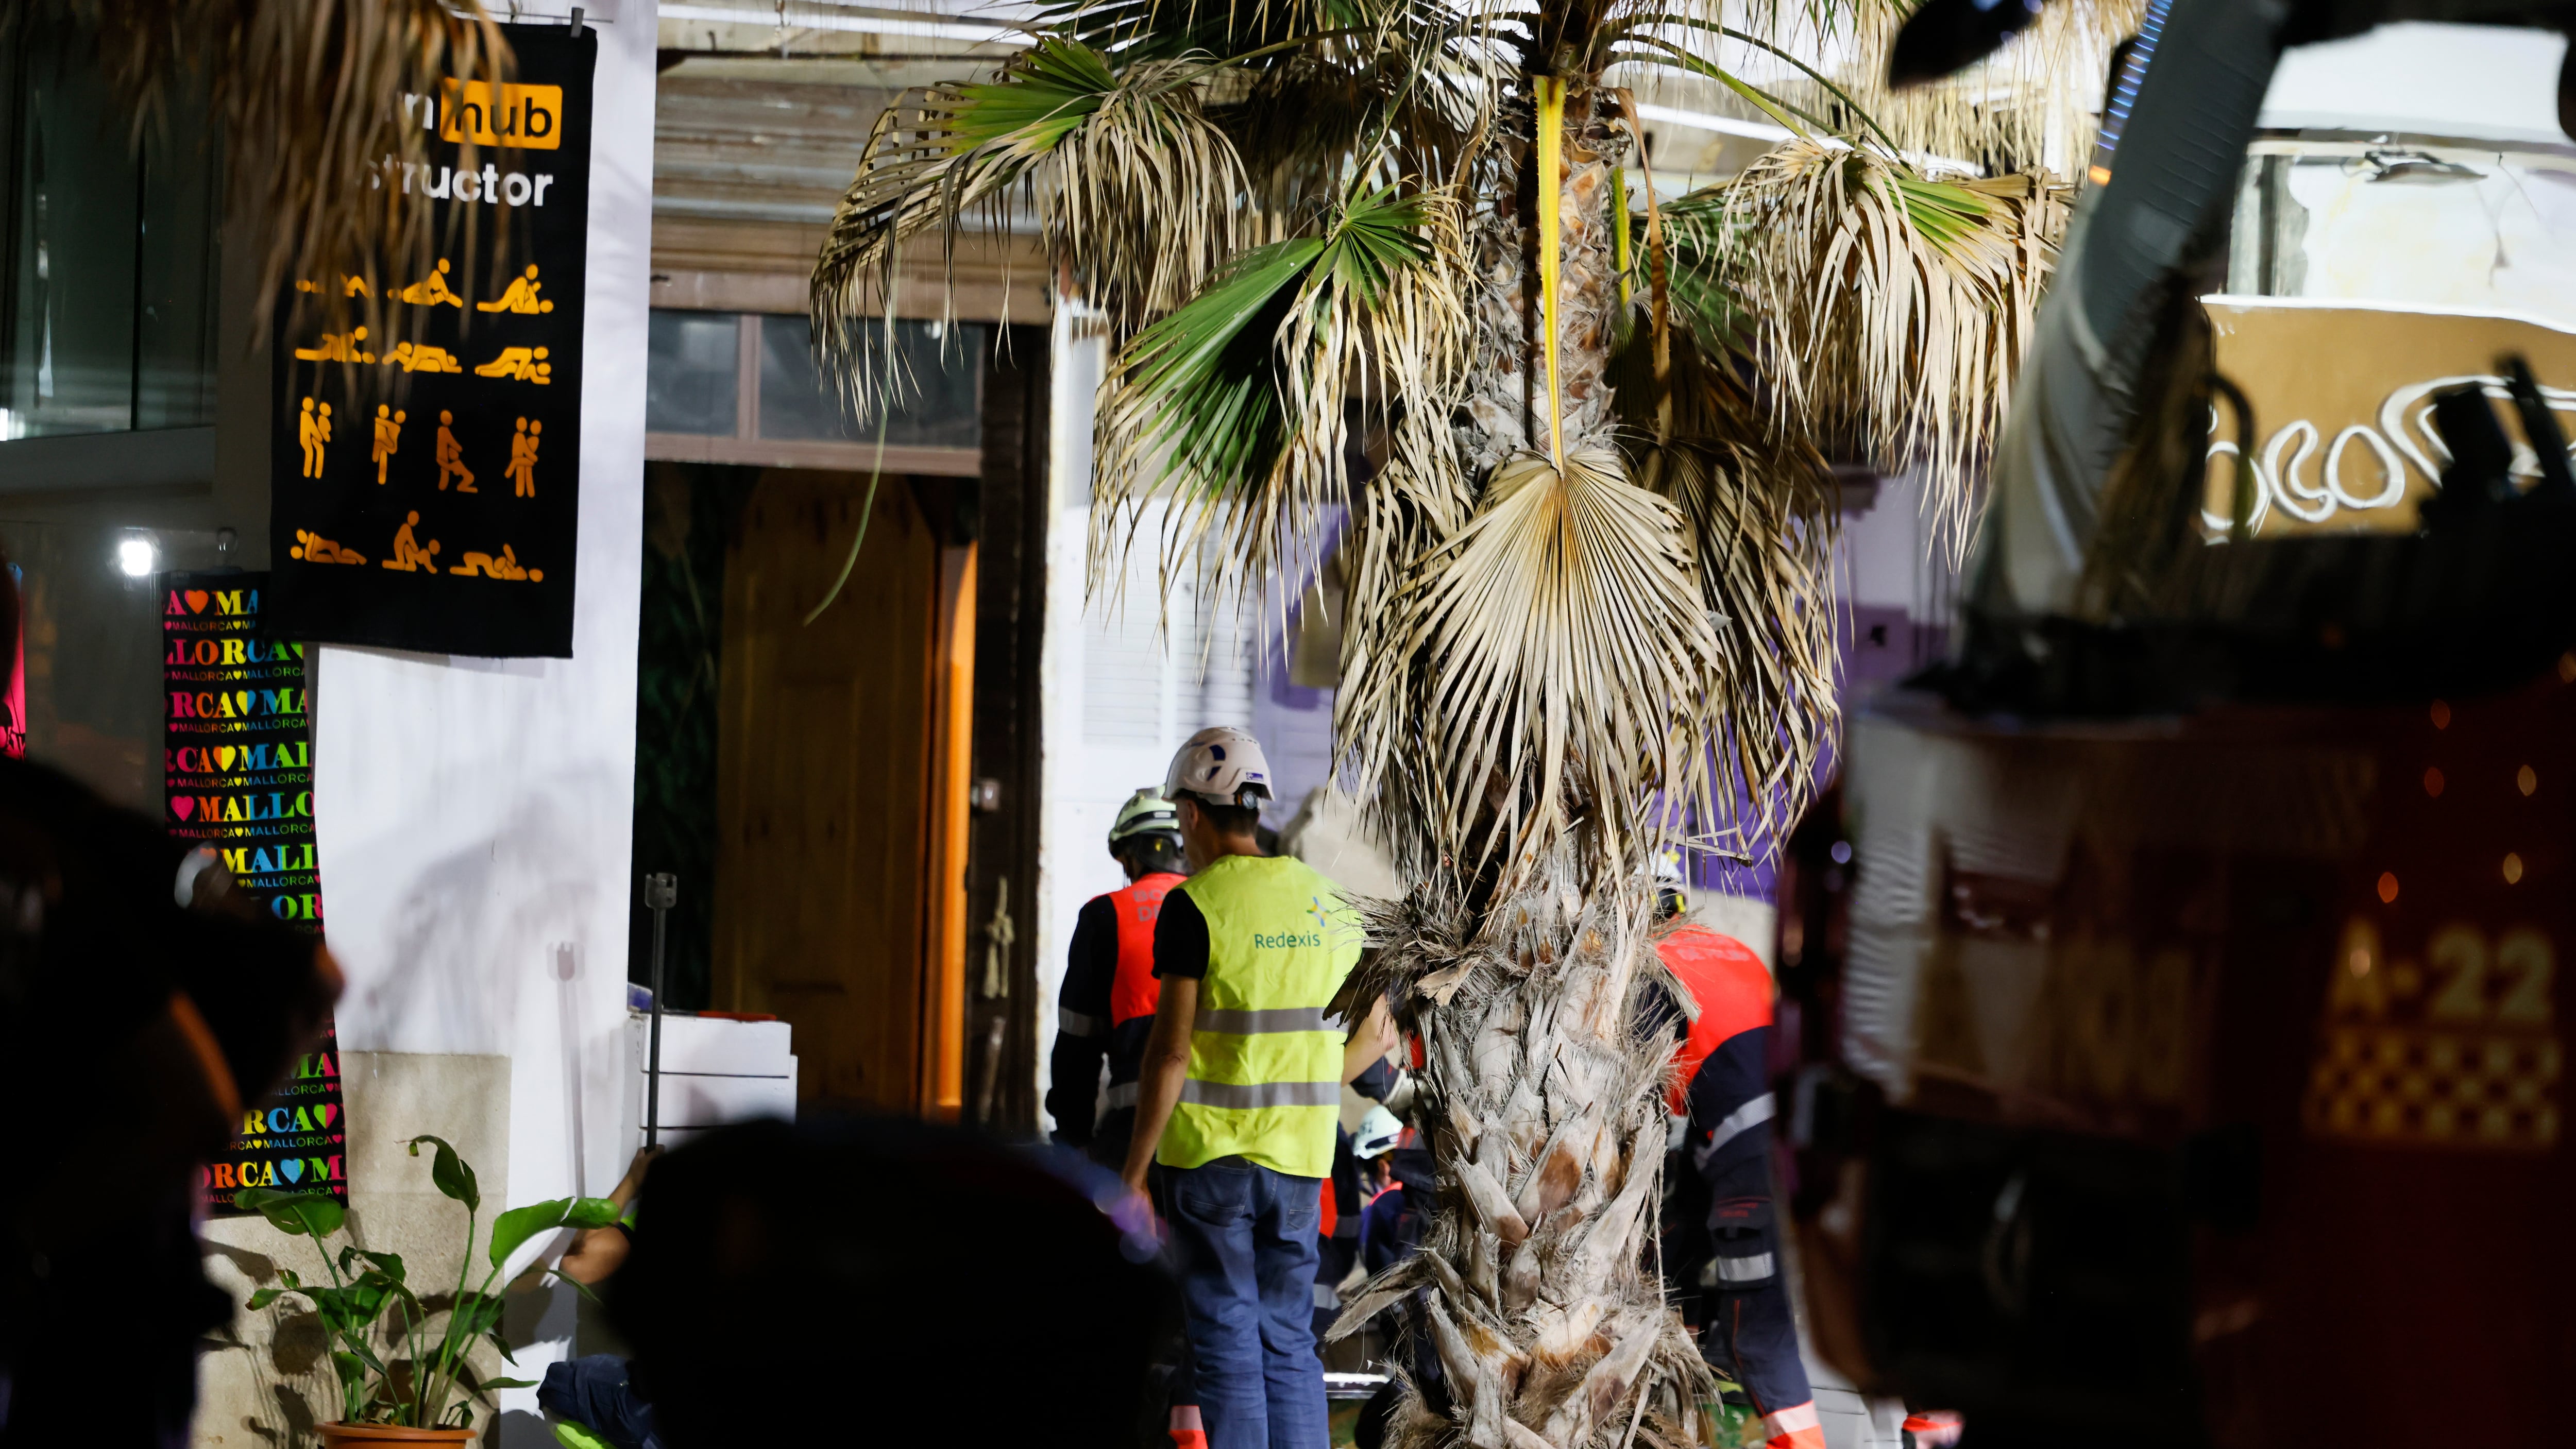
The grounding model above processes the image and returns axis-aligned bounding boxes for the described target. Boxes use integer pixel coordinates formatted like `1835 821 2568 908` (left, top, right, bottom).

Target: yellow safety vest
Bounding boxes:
1157 854 1363 1178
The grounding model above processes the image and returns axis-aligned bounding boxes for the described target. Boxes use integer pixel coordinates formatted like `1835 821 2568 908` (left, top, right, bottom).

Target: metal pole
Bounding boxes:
643 873 676 1149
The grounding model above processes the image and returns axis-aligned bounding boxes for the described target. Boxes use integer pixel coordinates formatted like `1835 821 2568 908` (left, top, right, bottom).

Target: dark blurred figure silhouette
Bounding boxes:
0 561 342 1447
609 1115 1175 1449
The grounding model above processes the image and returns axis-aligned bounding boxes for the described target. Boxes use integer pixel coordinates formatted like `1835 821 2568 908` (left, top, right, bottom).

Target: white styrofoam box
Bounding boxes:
623 1012 794 1078
627 1067 796 1130
621 1012 797 1153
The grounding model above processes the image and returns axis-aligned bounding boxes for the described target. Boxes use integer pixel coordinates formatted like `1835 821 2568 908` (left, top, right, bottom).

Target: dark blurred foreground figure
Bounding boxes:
1842 1 2576 1443
0 566 341 1446
609 1114 1174 1449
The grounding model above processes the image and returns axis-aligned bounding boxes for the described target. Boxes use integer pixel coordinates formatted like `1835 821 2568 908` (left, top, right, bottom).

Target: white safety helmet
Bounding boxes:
1352 1105 1405 1159
1162 726 1274 810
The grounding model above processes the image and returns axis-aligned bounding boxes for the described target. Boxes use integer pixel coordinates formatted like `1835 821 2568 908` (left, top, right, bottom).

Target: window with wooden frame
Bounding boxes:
643 309 983 474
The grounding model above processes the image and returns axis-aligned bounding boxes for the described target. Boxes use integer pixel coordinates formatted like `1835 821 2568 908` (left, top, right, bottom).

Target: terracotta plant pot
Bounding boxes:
317 1424 479 1446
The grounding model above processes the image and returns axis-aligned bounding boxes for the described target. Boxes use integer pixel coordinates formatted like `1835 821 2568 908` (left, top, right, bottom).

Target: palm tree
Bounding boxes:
816 3 2098 1442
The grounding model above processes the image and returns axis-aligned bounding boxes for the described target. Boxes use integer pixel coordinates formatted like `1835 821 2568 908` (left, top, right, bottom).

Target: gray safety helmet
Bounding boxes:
1108 789 1181 851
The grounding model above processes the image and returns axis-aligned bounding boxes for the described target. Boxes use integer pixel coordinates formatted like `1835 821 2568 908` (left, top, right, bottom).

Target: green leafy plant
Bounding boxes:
236 1134 619 1430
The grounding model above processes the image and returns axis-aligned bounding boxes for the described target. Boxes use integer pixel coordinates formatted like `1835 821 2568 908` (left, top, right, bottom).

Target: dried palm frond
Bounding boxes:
1215 38 1494 223
1342 445 1724 883
1040 0 1405 61
1806 0 2145 174
1611 0 2134 174
1714 140 2062 556
1093 183 1471 610
13 0 506 330
1612 326 1840 858
811 38 1247 414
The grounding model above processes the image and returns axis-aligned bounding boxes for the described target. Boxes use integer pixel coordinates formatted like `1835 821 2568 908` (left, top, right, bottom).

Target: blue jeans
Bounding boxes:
1162 1159 1330 1449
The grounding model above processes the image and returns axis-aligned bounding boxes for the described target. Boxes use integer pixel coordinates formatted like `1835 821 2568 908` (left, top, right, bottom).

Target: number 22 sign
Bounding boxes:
2307 915 2562 1151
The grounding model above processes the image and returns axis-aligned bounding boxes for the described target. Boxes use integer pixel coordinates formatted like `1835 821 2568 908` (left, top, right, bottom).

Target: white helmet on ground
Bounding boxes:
1162 726 1274 810
1352 1105 1405 1158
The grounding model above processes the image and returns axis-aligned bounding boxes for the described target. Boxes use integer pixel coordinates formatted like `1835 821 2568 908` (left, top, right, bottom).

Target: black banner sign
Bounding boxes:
267 24 597 658
163 570 349 1213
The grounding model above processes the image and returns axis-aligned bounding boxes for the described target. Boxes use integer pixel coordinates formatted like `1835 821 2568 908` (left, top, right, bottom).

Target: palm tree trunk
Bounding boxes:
1347 91 1712 1449
1349 859 1707 1449
1459 97 1625 473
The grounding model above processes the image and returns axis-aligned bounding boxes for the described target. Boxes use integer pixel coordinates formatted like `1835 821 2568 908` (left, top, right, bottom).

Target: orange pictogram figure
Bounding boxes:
371 405 406 485
450 543 540 582
344 276 371 298
505 417 542 498
477 265 553 314
436 411 476 493
291 529 366 565
384 341 464 374
472 345 552 384
294 327 373 364
398 259 464 308
297 399 333 479
381 512 442 572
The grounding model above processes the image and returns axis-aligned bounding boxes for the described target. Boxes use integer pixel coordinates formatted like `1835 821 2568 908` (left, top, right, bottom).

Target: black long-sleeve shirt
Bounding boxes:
1047 895 1121 1145
1047 890 1181 1146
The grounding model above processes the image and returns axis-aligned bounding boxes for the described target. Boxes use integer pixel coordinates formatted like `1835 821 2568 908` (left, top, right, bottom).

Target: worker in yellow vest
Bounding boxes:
1122 726 1392 1449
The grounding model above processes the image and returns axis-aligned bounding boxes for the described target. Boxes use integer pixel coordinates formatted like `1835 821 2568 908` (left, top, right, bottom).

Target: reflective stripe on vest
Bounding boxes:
1158 855 1362 1178
1109 872 1184 1027
1197 1006 1332 1034
1177 1079 1342 1109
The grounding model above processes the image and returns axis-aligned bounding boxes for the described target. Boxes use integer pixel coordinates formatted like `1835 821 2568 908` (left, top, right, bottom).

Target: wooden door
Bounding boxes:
711 467 967 1112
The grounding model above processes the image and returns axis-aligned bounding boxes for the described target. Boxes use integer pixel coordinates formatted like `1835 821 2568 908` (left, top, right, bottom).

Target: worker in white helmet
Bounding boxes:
1122 726 1395 1449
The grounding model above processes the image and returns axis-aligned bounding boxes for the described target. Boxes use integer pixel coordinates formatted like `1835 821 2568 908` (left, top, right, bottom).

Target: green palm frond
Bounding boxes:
1095 183 1470 601
1721 139 2062 554
1652 186 1755 360
812 38 1247 414
1103 237 1325 494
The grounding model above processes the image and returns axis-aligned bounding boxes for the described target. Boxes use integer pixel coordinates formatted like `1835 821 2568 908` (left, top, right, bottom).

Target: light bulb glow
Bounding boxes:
117 537 157 578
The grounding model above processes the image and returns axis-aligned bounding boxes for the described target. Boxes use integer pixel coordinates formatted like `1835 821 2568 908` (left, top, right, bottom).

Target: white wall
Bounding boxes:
2265 22 2570 147
1032 305 1293 1132
1035 303 1108 1135
310 3 655 1436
